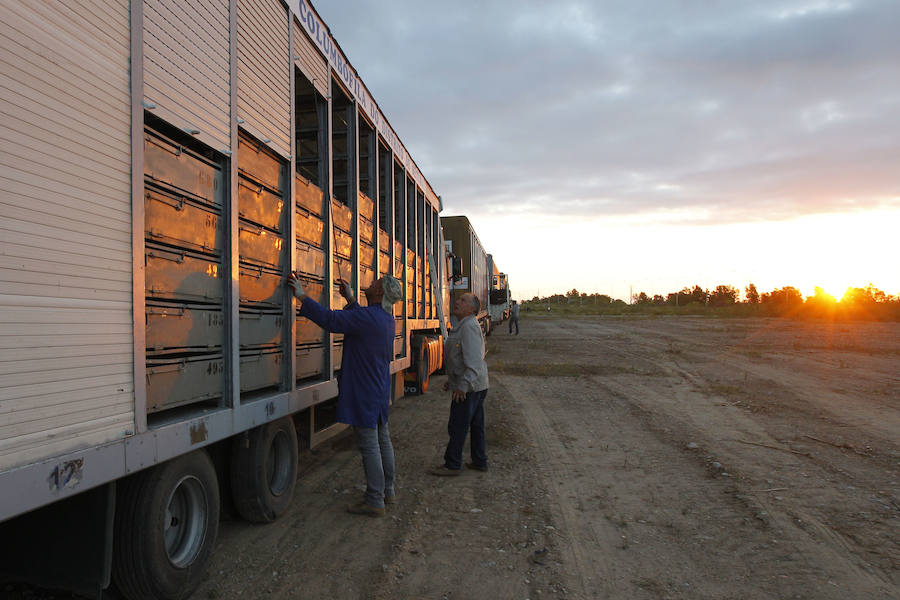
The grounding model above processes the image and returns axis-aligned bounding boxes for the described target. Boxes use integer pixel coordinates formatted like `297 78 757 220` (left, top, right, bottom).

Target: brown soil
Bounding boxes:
195 316 898 600
13 316 900 599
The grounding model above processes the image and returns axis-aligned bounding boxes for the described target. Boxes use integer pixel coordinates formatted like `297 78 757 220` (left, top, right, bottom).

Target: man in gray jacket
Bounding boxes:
432 292 489 475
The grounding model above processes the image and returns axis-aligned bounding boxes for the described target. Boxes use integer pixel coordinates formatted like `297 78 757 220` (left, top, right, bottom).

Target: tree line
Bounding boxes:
523 284 899 320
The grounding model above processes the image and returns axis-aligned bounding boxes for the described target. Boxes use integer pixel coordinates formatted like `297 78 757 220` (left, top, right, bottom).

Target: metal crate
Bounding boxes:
295 242 325 278
144 129 221 205
360 242 375 269
358 192 374 221
238 134 284 193
146 302 223 352
239 349 282 392
296 343 325 380
294 275 326 305
295 315 324 344
296 210 325 249
145 245 223 303
239 263 284 307
333 256 352 284
296 175 323 217
238 177 284 231
359 216 374 244
239 222 285 269
145 186 223 255
333 227 352 259
239 309 284 348
146 354 224 413
331 198 353 232
332 341 343 370
360 264 375 290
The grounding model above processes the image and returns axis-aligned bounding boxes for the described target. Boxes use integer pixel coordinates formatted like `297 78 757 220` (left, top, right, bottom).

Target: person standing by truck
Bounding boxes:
508 300 520 335
288 273 403 517
432 293 489 475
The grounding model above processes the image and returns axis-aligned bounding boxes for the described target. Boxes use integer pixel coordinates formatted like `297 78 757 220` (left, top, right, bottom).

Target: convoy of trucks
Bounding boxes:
0 1 510 598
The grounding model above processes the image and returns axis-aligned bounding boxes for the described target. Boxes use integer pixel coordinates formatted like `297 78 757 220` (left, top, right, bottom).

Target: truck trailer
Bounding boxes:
487 254 511 334
440 215 491 334
0 1 449 597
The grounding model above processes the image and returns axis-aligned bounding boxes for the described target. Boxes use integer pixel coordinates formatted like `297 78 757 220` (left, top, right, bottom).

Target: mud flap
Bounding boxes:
0 483 115 598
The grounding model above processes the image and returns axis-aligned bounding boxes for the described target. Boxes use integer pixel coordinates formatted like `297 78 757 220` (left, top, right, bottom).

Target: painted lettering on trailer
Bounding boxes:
292 0 423 193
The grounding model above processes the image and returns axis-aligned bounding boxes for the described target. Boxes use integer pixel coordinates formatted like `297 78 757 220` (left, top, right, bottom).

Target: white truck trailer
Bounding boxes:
0 1 449 597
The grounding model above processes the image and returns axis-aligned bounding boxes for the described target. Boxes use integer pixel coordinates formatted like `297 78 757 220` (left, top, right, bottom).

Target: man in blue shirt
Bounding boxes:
288 272 402 517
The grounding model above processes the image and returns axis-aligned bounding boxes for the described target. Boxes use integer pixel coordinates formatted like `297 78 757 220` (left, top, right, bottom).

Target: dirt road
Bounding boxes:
186 315 897 600
12 315 897 599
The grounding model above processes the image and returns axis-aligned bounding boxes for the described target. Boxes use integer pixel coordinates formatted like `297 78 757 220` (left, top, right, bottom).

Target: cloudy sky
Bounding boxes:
314 0 900 301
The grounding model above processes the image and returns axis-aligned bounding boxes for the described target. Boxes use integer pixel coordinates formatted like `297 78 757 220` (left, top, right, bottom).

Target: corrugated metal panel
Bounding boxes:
143 0 231 149
293 19 328 97
0 1 133 471
238 0 291 157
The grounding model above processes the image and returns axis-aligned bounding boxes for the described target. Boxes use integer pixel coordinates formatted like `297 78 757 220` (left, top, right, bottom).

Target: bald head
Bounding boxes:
453 293 478 320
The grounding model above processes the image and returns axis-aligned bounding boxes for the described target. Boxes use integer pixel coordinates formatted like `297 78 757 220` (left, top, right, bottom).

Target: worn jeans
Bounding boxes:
443 389 488 470
509 316 519 335
354 418 395 508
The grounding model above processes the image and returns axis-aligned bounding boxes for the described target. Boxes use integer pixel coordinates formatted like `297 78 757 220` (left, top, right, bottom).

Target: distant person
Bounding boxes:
288 273 403 517
432 293 489 475
508 300 520 335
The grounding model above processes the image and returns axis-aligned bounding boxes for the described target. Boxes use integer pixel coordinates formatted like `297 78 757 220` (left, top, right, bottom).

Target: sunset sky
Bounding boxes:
314 0 900 301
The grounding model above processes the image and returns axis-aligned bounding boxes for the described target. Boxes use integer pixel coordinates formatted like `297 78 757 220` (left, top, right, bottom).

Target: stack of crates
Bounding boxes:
143 127 225 413
236 132 287 394
377 229 390 279
393 239 405 358
330 198 353 370
294 173 327 381
358 192 376 298
406 248 416 318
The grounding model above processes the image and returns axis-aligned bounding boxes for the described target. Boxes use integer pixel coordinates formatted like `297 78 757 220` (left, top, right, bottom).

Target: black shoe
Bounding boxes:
465 462 488 472
346 502 385 517
430 465 462 476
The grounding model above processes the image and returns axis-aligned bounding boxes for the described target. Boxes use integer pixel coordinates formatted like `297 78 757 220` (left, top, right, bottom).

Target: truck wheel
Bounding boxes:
485 317 492 336
230 417 298 523
113 450 220 600
415 341 430 394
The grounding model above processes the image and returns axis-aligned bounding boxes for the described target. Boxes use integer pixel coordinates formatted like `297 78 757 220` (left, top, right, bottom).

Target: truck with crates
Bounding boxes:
487 255 512 334
440 216 492 335
0 1 451 597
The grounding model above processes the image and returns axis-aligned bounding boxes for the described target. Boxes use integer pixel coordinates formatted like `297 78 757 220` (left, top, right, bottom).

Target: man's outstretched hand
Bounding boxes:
287 272 306 300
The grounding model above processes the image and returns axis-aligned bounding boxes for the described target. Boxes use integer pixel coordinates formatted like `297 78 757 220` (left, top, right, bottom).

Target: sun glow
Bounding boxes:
469 207 900 302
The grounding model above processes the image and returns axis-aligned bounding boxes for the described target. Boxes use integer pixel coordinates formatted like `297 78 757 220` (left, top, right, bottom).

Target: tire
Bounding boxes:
113 450 220 600
414 339 430 395
230 417 299 523
484 318 492 336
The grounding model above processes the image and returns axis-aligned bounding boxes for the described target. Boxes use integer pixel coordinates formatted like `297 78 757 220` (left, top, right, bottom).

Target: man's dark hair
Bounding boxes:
471 295 480 313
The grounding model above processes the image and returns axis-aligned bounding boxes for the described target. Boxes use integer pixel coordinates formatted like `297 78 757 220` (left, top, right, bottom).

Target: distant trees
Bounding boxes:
745 283 759 304
760 286 803 307
521 282 897 320
709 285 738 307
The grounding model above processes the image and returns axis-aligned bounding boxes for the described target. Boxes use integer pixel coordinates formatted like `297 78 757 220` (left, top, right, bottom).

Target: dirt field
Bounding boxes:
11 316 899 599
187 315 898 600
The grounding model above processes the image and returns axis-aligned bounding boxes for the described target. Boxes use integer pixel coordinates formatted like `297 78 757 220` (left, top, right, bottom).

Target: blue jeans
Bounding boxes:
443 389 488 470
509 317 519 334
354 418 395 508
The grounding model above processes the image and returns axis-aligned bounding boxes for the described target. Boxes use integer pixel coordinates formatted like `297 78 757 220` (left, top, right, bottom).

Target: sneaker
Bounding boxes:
429 465 462 476
384 494 397 505
465 462 488 472
346 502 385 517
